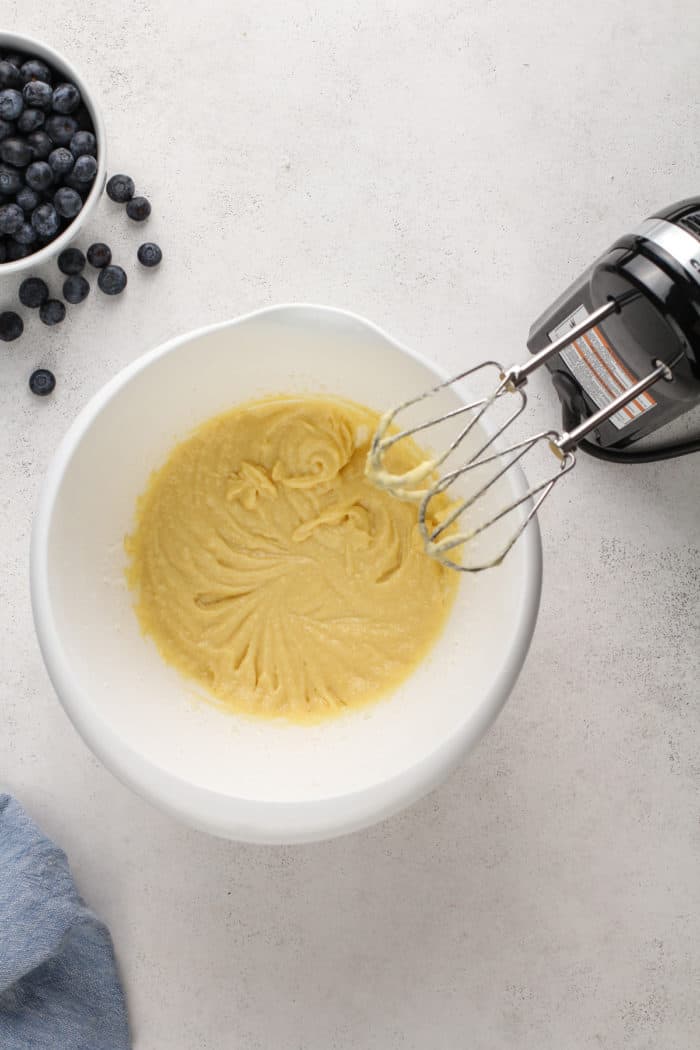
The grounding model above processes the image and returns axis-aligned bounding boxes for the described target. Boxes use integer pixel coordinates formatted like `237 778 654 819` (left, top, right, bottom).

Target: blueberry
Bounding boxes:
62 171 91 197
54 186 82 219
0 202 23 234
20 60 52 85
51 82 80 115
0 310 23 340
126 196 150 222
48 146 73 176
16 221 38 245
87 242 111 268
6 239 32 260
39 298 66 325
17 107 44 133
29 368 56 396
0 61 21 90
73 104 93 132
45 114 78 146
69 130 95 158
106 173 135 203
13 221 37 246
25 160 53 191
0 88 23 120
63 273 90 304
19 276 49 307
72 154 96 183
0 164 22 195
16 185 39 212
23 80 52 112
97 264 127 295
3 53 24 70
137 242 162 267
0 136 32 167
26 129 52 159
31 202 60 237
0 117 14 141
57 246 85 274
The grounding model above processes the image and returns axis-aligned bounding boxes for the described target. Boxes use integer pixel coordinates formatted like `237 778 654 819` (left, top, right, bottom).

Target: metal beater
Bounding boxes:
368 196 700 571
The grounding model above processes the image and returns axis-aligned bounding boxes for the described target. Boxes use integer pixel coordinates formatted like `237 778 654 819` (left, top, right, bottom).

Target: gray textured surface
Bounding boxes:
1 2 699 1048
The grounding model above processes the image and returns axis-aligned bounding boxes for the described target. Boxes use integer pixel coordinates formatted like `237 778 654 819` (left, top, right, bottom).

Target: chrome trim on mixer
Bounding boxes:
634 218 700 286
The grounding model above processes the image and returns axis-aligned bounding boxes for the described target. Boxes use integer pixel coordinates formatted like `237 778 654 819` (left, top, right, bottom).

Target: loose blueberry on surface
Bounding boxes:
25 160 53 191
57 246 85 274
16 185 40 212
51 82 80 115
45 114 78 146
13 221 38 245
0 117 14 141
97 264 127 295
31 202 60 238
23 80 52 112
48 146 74 176
19 276 49 307
72 154 97 183
0 61 21 90
0 310 23 341
0 88 23 120
20 60 52 85
54 186 82 219
87 242 111 268
17 107 44 133
0 164 22 195
6 239 32 260
29 368 56 396
106 174 135 203
62 273 90 304
69 130 96 157
0 202 24 234
137 242 162 267
125 195 151 222
26 129 52 159
39 298 66 325
0 135 32 166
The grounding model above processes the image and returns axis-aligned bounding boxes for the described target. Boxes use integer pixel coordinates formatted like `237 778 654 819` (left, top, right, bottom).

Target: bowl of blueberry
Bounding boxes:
0 32 106 273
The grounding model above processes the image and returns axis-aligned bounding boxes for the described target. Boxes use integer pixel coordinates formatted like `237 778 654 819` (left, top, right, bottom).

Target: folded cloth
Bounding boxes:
0 794 130 1050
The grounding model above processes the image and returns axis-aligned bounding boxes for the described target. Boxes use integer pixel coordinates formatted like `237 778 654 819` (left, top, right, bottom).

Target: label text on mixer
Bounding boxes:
549 305 656 430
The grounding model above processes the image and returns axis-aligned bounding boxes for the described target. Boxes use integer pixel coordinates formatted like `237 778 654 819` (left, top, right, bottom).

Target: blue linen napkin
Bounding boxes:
0 794 130 1049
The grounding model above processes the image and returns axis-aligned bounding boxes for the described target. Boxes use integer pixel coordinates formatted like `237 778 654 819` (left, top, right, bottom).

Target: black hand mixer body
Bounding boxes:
528 197 700 452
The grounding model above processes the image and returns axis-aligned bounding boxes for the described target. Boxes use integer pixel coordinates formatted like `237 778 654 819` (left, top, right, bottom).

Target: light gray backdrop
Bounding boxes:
1 2 698 1047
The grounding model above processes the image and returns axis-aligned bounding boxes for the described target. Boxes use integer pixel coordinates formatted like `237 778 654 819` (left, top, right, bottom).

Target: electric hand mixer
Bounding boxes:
368 197 700 571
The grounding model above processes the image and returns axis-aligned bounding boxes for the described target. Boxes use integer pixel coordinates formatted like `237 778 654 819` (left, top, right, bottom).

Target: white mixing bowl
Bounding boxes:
30 305 542 843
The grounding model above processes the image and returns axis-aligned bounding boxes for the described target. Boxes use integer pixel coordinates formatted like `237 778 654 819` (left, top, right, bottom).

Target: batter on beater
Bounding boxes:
125 395 457 724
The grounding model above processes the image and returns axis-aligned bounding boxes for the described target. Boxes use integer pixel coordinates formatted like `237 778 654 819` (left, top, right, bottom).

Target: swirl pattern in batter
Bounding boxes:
126 395 458 723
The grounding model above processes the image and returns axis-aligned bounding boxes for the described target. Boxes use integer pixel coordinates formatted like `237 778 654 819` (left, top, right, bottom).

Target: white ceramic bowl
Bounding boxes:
30 305 541 843
0 32 106 275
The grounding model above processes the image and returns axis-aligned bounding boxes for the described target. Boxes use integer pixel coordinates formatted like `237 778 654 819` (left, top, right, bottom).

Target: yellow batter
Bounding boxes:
125 395 457 723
